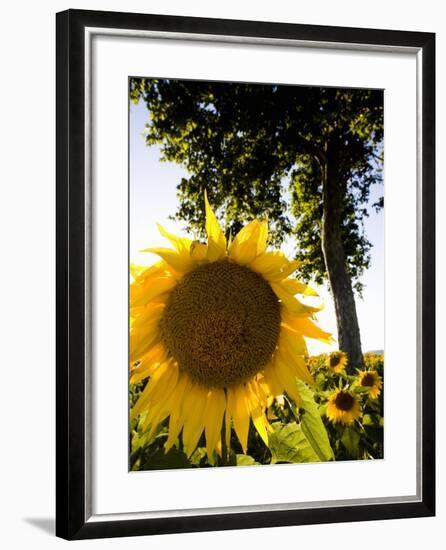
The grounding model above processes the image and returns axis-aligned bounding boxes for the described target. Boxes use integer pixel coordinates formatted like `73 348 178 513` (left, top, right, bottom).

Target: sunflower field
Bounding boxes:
129 352 383 470
128 197 384 470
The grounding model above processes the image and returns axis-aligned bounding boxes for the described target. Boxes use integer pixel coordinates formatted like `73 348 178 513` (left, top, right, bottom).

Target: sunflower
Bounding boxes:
326 389 361 425
326 351 348 374
358 370 383 399
130 193 331 459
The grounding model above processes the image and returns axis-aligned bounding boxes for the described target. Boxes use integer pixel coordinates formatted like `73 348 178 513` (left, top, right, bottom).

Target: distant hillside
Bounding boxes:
366 349 384 355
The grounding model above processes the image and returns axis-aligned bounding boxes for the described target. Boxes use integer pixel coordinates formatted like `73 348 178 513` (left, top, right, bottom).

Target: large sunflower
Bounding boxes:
130 194 331 459
326 389 361 425
358 370 382 399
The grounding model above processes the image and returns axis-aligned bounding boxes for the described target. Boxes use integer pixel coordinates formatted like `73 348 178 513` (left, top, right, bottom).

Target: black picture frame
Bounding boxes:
56 9 435 540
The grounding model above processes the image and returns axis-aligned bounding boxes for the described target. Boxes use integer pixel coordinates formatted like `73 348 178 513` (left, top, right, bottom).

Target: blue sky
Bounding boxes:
130 98 384 356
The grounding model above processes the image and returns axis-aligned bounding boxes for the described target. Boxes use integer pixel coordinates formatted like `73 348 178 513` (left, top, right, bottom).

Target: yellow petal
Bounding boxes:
253 375 270 407
273 354 304 406
129 342 167 384
140 398 167 433
271 282 320 315
283 314 333 343
280 278 319 297
227 385 250 453
214 440 222 457
156 223 192 253
130 274 177 308
229 219 268 264
246 382 269 445
129 326 160 363
165 375 192 451
131 301 165 329
142 247 194 274
263 362 284 397
249 251 300 282
129 305 164 359
277 346 314 387
129 263 147 283
132 263 165 285
190 241 208 262
204 389 226 459
130 302 165 330
182 384 207 456
279 324 308 356
204 191 226 261
224 406 231 453
131 361 178 418
142 369 190 435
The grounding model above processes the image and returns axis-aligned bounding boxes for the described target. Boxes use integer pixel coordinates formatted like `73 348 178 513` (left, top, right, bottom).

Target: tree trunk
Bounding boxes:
320 142 364 372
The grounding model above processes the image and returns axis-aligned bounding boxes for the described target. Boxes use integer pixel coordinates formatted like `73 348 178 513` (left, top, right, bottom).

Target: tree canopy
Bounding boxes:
130 78 383 294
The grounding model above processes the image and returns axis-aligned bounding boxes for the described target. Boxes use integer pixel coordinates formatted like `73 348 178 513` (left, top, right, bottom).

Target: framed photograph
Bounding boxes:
56 9 435 540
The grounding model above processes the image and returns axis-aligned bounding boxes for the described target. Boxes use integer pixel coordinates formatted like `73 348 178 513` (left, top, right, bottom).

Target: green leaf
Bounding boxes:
129 449 141 471
190 447 208 466
269 422 320 464
131 430 150 453
362 413 383 428
351 385 370 395
341 427 361 457
141 448 192 470
296 380 334 461
236 454 260 466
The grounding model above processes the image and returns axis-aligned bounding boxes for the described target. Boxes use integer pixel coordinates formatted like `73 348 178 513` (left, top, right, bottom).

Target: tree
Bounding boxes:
130 79 383 370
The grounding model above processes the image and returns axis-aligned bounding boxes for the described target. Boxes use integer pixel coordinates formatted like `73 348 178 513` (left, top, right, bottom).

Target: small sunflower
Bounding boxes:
326 389 361 425
326 351 348 374
130 193 331 459
358 370 383 399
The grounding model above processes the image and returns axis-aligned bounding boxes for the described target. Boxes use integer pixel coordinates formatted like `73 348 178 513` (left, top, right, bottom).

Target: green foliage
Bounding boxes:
140 447 192 470
236 454 260 466
296 379 334 461
270 422 320 464
129 353 383 469
341 428 361 458
267 381 335 464
130 78 383 291
310 352 384 460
